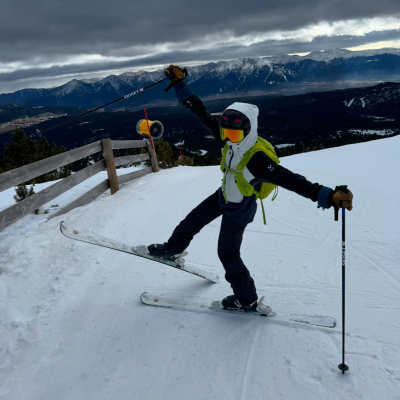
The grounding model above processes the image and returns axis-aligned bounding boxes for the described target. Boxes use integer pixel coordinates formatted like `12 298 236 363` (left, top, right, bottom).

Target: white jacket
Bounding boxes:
222 102 259 203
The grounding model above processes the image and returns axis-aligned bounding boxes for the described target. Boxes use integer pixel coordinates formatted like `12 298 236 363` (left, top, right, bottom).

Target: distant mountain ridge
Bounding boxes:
1 81 399 157
1 48 400 108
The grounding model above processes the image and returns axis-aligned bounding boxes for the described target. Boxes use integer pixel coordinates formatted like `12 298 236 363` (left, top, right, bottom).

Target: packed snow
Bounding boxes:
1 137 400 400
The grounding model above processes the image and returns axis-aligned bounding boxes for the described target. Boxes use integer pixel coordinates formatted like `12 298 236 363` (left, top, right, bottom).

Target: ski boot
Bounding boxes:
135 243 187 265
212 295 273 315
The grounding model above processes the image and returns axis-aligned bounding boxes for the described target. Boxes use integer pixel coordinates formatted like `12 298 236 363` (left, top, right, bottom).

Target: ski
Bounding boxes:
60 221 219 283
140 292 336 328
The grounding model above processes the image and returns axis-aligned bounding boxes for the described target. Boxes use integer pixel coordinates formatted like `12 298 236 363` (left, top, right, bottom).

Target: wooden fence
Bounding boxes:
0 139 159 231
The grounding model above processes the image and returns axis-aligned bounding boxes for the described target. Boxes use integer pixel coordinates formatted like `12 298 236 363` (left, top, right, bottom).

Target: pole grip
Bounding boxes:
334 185 348 221
339 185 349 194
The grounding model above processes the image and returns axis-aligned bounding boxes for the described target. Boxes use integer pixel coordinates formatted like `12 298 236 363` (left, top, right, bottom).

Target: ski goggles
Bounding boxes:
220 127 245 143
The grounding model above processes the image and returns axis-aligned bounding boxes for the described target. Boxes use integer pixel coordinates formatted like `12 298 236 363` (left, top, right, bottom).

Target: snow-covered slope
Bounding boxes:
1 137 400 400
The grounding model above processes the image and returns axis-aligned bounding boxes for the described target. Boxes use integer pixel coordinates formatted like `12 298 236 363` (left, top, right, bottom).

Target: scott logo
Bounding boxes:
268 164 275 172
124 88 144 99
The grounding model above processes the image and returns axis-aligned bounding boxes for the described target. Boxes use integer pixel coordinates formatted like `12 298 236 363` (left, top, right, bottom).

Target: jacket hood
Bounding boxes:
221 102 259 204
223 102 258 156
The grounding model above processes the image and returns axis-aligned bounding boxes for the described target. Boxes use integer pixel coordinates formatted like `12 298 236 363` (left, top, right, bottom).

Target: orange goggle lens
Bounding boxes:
220 127 245 143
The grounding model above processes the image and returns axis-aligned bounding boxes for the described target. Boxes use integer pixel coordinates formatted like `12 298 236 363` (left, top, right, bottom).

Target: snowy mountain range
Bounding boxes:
1 48 400 108
1 81 399 156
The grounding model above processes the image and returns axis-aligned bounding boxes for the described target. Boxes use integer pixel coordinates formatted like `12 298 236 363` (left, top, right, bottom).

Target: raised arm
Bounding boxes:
164 65 224 147
174 82 225 147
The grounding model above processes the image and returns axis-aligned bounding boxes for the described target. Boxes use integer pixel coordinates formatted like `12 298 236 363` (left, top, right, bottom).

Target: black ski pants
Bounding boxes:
167 190 257 304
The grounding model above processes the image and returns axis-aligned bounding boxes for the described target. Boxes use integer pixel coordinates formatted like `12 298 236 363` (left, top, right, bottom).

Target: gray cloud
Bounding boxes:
1 0 400 93
2 0 400 61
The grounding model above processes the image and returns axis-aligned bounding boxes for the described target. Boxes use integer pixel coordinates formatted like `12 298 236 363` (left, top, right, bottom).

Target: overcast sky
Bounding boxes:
1 0 400 94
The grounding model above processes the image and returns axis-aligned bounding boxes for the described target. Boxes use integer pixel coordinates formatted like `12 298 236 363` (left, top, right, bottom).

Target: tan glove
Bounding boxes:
332 187 353 211
164 65 185 91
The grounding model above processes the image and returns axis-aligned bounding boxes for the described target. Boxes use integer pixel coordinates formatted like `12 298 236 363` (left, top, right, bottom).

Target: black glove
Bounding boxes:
164 65 185 92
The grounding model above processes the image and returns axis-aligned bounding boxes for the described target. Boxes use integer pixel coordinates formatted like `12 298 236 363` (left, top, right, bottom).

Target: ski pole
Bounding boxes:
335 185 349 374
35 74 174 136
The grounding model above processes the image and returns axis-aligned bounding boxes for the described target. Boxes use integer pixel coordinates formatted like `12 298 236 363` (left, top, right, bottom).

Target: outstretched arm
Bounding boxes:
247 151 335 209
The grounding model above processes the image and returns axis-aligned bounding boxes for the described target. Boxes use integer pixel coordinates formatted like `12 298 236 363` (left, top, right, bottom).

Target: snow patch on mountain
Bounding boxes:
97 75 124 91
255 58 274 68
275 143 294 148
302 47 400 62
53 80 90 96
349 129 395 135
79 77 104 84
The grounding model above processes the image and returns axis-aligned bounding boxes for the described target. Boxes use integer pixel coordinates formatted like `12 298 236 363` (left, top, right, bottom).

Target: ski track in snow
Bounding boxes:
239 325 261 400
1 137 400 399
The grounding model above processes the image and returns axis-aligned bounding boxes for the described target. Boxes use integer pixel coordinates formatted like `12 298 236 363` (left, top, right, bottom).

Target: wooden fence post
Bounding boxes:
148 142 159 173
102 139 119 195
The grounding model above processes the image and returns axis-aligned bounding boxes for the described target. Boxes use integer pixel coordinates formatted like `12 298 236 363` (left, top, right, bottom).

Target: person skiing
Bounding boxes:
145 65 354 313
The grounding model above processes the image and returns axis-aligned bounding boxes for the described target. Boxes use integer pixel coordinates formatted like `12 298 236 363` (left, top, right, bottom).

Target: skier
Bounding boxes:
146 65 354 313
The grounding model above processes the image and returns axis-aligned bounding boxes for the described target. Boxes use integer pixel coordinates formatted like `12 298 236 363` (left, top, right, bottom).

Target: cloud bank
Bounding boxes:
1 0 400 93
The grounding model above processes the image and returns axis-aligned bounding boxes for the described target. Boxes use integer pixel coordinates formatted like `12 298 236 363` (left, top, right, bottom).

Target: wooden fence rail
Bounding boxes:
114 153 150 167
0 138 158 231
0 141 103 192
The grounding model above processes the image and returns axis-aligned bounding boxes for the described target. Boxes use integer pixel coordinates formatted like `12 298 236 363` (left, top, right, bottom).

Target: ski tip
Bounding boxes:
140 292 157 304
60 221 81 238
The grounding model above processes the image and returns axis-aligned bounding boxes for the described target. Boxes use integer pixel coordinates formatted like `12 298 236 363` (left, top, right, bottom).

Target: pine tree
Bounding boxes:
13 184 35 202
0 153 4 174
0 128 71 183
178 155 194 166
3 128 38 169
154 139 175 168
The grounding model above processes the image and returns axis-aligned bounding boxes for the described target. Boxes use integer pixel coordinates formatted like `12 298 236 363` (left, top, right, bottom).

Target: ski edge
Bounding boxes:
140 292 336 328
